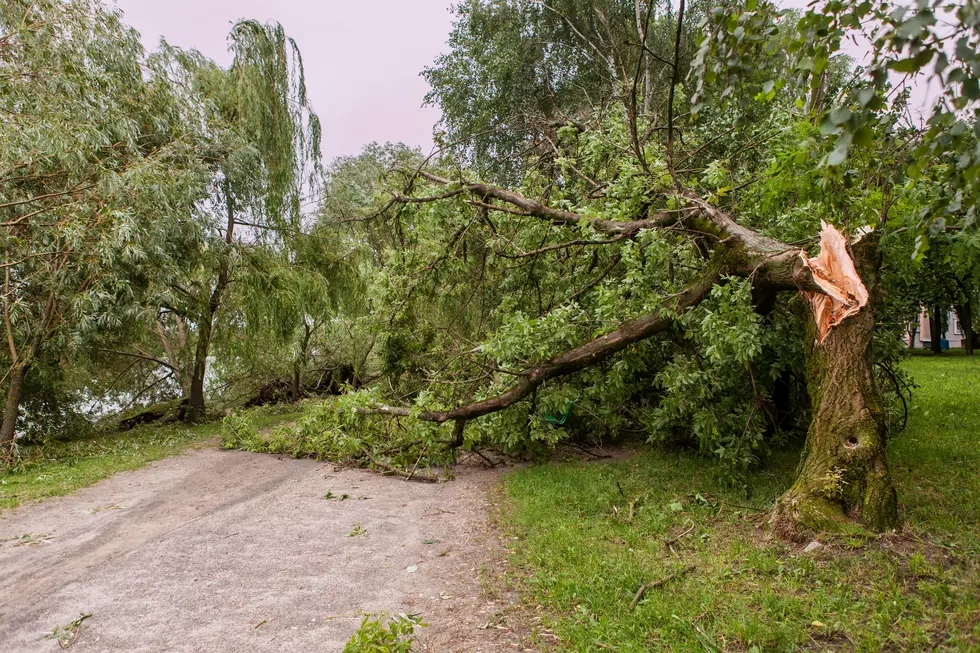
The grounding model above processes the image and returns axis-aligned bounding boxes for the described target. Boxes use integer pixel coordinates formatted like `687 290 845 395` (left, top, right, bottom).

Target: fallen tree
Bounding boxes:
363 171 898 536
225 0 977 540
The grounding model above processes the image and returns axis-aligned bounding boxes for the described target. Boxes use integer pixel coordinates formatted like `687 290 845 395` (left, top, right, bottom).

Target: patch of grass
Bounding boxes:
499 354 980 651
0 409 305 512
892 354 980 554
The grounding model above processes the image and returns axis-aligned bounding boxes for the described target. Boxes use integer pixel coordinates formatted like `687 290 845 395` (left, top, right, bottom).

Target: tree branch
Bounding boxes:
104 349 179 374
364 269 720 425
496 236 625 259
415 170 682 236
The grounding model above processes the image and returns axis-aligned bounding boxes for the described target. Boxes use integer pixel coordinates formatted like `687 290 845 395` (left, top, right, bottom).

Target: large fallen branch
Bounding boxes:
364 269 720 424
415 170 685 235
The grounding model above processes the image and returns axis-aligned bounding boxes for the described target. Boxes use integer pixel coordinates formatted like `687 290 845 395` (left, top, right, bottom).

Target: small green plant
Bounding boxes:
42 612 92 648
342 613 425 653
2 532 54 547
348 524 367 537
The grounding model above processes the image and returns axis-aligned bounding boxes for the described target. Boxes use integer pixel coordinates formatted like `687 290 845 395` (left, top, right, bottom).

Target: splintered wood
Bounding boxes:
800 222 869 343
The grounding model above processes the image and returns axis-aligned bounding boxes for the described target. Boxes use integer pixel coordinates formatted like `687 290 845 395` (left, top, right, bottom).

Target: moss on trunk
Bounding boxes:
771 238 898 538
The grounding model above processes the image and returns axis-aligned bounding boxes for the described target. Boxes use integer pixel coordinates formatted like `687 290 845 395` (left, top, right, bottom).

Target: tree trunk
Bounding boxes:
184 177 236 423
0 362 27 457
186 325 210 423
955 300 974 356
291 320 312 402
771 241 898 537
291 364 302 402
929 305 943 354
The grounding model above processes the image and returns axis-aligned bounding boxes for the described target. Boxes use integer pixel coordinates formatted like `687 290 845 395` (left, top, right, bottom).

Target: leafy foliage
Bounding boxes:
342 613 425 653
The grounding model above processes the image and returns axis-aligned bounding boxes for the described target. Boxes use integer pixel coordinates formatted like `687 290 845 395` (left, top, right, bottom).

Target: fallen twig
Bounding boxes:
662 521 696 546
629 565 696 611
719 500 766 513
469 447 499 468
405 446 426 482
366 454 443 483
570 443 612 459
42 613 92 649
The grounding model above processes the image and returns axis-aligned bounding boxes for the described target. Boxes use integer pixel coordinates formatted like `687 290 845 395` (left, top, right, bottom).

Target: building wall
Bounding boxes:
912 309 964 349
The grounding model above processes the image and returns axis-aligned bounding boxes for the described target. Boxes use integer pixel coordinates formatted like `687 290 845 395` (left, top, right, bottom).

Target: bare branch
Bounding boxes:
104 349 180 374
416 170 681 236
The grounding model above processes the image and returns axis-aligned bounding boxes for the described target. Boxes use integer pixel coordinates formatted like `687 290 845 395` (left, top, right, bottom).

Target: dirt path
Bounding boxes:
0 448 524 652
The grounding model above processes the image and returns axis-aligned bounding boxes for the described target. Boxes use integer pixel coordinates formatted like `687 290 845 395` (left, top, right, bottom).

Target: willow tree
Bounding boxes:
115 20 323 422
289 0 975 538
0 0 209 456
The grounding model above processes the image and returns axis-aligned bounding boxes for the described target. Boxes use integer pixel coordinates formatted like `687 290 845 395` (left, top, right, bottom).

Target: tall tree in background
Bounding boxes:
121 20 323 422
424 0 713 181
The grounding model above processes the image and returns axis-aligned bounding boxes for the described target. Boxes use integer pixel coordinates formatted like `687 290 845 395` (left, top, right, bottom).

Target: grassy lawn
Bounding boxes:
0 409 304 512
500 354 980 651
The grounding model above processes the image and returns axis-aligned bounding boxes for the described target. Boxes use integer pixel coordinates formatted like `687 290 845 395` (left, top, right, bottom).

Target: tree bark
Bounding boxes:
291 320 313 402
186 324 210 423
955 299 974 356
929 305 943 354
185 177 236 423
0 362 27 456
771 241 898 537
291 366 302 402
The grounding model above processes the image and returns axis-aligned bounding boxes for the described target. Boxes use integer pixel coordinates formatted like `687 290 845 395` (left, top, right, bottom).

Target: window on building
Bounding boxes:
951 313 962 336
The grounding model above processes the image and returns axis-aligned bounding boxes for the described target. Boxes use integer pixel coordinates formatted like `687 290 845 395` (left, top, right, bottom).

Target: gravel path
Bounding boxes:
0 447 523 652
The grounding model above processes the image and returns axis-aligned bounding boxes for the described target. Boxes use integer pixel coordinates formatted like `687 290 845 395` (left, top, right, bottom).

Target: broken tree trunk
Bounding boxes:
771 233 898 537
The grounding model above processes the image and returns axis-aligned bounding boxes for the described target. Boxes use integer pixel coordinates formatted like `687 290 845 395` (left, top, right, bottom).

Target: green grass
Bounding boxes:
0 409 305 512
500 354 980 651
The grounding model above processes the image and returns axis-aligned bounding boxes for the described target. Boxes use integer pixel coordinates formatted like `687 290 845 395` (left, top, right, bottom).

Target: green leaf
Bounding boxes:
852 126 874 148
829 107 852 126
827 145 849 167
890 57 921 73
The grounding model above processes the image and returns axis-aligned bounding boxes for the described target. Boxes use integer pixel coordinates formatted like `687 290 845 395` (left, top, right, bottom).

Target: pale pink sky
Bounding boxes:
115 0 456 162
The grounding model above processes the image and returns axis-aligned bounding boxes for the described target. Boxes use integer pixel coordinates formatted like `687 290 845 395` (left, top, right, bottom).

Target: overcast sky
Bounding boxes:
115 1 931 165
115 0 457 163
